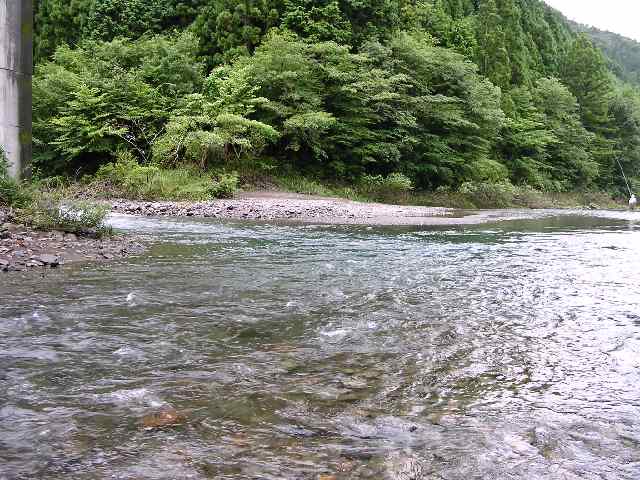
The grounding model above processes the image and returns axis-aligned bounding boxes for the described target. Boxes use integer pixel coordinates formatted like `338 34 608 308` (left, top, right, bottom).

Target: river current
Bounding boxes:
1 212 640 479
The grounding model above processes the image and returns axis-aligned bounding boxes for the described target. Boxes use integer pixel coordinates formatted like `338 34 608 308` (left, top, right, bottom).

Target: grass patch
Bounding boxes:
0 176 33 209
1 149 33 209
18 195 112 237
245 168 625 210
90 156 239 201
267 172 417 204
2 151 111 237
403 185 623 210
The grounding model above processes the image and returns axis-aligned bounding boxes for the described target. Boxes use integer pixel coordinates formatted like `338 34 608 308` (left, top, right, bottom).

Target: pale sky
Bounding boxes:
543 0 640 41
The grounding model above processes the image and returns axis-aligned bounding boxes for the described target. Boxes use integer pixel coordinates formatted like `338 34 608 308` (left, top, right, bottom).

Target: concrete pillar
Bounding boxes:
0 0 32 179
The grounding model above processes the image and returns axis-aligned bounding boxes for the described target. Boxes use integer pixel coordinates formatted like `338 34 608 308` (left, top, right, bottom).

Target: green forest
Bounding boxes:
574 22 640 87
31 0 640 200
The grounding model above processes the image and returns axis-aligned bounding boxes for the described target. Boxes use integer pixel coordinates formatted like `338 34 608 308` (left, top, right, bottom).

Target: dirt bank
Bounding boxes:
0 208 146 273
108 191 554 225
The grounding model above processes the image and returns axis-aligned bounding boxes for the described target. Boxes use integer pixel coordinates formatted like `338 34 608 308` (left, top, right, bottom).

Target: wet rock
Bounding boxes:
229 433 250 447
338 391 366 402
33 254 60 267
275 424 319 438
340 379 369 390
337 459 356 473
64 233 78 242
141 408 187 429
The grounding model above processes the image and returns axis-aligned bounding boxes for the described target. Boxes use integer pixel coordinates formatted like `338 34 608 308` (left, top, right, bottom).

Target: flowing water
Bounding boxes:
2 212 640 479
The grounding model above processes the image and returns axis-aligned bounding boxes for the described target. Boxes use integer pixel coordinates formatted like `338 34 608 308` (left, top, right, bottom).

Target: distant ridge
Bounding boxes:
569 20 640 86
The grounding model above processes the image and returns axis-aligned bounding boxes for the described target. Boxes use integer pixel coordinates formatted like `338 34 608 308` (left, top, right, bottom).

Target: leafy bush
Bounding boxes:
95 151 161 192
94 155 238 200
0 177 33 209
360 172 414 202
33 32 204 175
207 173 239 199
0 148 33 209
0 147 7 175
152 65 279 168
458 181 517 208
19 195 111 237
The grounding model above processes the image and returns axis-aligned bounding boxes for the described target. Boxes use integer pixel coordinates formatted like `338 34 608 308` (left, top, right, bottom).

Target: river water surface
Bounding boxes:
1 212 640 479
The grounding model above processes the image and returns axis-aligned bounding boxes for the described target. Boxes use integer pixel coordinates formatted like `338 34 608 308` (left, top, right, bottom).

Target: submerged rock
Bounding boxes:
141 408 187 429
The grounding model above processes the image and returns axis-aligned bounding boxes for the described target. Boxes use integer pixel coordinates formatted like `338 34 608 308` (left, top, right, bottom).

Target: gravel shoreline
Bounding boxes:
108 192 454 224
108 191 546 225
0 208 146 273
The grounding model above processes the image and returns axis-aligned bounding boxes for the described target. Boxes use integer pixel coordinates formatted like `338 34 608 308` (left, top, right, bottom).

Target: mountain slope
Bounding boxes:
570 21 640 86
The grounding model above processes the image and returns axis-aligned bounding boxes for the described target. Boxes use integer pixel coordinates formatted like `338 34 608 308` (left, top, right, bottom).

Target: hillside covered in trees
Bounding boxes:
572 21 640 87
31 0 640 197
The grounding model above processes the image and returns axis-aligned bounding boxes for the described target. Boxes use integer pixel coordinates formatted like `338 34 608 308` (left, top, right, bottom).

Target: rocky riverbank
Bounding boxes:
108 191 554 225
0 208 146 273
108 192 454 224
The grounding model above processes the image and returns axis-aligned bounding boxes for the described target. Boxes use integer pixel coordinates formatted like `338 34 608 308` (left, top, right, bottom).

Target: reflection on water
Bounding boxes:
2 212 640 479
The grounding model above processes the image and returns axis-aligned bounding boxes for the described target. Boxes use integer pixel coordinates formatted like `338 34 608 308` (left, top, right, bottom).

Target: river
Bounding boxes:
1 212 640 479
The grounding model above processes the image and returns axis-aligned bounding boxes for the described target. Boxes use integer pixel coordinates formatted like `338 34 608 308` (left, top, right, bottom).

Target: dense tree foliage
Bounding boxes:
32 0 640 195
572 22 640 87
33 33 204 175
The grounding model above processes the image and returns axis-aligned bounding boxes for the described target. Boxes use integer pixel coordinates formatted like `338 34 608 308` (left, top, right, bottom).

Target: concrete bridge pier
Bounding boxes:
0 0 32 179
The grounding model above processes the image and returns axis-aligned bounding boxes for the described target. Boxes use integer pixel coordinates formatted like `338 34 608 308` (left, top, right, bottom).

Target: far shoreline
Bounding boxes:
106 190 632 227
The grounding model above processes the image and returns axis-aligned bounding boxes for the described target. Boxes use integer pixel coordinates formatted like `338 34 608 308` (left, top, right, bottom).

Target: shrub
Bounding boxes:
275 175 333 196
95 151 161 192
19 195 111 237
0 177 33 209
0 148 33 209
94 155 238 200
207 173 239 199
360 172 414 202
151 65 279 168
458 181 516 208
0 146 6 175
